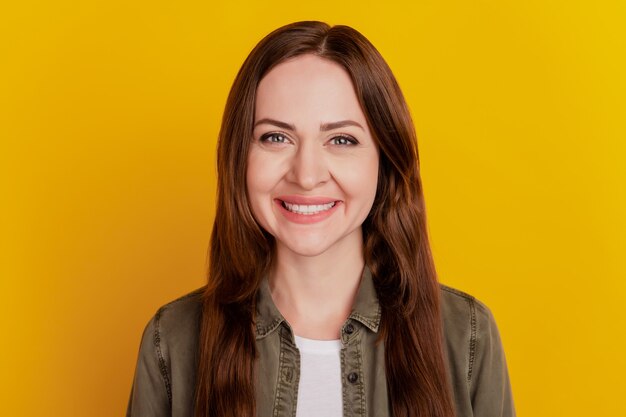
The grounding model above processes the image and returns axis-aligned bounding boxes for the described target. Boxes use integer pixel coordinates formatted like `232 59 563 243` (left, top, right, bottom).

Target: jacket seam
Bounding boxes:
357 338 365 416
256 318 283 339
440 284 478 386
467 297 477 386
273 329 284 417
349 312 378 332
154 307 173 406
291 331 301 417
161 286 205 309
440 284 473 300
341 343 349 417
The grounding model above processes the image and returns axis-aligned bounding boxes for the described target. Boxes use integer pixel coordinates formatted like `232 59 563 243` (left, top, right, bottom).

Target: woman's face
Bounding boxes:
247 54 379 258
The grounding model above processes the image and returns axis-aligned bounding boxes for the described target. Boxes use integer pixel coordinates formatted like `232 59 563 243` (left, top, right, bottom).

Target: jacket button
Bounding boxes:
347 372 359 384
345 324 355 334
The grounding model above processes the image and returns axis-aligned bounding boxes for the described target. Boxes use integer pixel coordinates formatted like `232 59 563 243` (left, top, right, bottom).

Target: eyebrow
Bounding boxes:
254 118 364 132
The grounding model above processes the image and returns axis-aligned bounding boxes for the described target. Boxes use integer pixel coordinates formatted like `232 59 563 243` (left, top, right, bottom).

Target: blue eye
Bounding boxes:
330 135 358 146
260 133 290 144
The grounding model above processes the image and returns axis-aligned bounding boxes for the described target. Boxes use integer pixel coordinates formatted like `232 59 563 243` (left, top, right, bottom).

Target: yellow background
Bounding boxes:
2 1 625 416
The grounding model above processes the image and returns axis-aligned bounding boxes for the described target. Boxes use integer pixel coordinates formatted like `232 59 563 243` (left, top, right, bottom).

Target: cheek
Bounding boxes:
247 147 291 192
246 150 283 212
360 165 379 207
245 164 269 230
246 160 265 209
336 155 379 201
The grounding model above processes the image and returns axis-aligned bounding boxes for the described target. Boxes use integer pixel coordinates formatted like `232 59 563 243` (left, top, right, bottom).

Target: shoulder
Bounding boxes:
129 287 206 411
149 286 206 347
138 286 206 373
438 283 504 386
439 283 496 332
439 283 499 352
152 287 206 373
439 284 516 414
153 286 205 327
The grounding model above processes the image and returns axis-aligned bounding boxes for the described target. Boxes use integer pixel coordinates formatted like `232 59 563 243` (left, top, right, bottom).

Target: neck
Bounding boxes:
268 230 365 340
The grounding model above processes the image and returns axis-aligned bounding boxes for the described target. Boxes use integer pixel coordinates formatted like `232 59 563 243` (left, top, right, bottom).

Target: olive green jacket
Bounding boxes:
126 267 515 416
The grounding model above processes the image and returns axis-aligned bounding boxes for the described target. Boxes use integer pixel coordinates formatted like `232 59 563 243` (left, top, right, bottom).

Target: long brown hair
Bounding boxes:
195 21 455 417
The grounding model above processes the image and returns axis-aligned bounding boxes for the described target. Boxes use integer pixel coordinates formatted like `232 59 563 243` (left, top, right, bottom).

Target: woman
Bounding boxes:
127 21 515 417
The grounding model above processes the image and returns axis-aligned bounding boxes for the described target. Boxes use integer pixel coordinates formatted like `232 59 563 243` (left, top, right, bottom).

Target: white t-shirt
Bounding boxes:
294 334 343 417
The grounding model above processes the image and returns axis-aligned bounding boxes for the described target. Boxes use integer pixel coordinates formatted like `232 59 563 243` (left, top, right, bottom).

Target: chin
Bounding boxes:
293 248 330 258
286 245 330 258
280 239 333 258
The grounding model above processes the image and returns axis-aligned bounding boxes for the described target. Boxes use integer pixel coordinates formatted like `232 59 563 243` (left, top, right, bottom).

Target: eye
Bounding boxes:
259 132 291 144
329 135 359 146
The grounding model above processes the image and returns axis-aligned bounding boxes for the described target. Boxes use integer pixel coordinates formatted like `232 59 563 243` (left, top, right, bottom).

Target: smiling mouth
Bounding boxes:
280 200 337 215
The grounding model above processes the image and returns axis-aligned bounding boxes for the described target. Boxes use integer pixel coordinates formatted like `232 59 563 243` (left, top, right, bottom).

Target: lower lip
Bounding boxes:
275 199 341 224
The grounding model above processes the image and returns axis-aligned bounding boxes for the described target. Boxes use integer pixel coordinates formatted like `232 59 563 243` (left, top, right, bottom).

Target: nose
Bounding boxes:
286 140 330 190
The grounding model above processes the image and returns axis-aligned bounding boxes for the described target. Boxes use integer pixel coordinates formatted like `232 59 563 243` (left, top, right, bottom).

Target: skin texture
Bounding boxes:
246 54 380 339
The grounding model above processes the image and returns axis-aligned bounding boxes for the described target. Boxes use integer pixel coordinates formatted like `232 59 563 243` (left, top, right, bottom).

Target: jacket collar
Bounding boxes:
254 265 381 339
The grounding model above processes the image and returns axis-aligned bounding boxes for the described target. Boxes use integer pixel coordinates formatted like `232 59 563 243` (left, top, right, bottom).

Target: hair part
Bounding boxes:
195 20 455 417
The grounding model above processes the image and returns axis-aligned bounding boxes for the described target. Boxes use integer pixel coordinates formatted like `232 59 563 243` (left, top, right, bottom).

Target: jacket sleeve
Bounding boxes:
126 313 171 417
469 302 516 417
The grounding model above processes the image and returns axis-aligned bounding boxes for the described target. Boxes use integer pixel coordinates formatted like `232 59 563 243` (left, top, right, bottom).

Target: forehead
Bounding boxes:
254 54 367 126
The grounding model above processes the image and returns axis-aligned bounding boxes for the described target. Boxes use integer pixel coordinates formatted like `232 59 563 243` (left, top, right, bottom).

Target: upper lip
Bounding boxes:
276 195 341 205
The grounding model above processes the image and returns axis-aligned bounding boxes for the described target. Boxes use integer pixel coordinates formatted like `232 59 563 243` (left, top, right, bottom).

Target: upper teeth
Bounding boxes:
284 201 336 215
